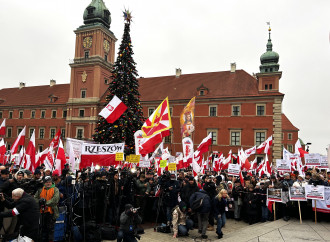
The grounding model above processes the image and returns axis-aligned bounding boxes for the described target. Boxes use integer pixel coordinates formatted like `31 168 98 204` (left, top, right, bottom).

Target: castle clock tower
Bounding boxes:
67 0 117 140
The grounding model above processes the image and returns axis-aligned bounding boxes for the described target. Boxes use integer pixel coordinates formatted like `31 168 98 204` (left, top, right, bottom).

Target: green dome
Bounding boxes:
83 0 111 29
259 31 280 73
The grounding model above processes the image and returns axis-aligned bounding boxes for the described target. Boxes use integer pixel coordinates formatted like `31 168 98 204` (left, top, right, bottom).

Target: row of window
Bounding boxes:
147 104 266 117
0 108 89 119
282 132 293 140
0 110 67 119
207 130 266 146
84 51 108 62
6 127 66 140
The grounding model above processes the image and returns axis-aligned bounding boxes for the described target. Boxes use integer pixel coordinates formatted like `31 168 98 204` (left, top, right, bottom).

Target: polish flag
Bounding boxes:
0 119 6 136
256 135 272 154
49 129 61 149
245 146 256 157
35 148 49 168
197 133 212 154
11 126 26 154
25 130 36 172
140 97 172 155
192 151 202 176
18 147 25 167
295 139 308 158
68 143 76 171
0 139 6 155
55 139 66 175
44 147 54 171
239 170 244 187
182 137 194 166
221 151 232 170
99 95 128 123
249 158 258 170
239 148 250 170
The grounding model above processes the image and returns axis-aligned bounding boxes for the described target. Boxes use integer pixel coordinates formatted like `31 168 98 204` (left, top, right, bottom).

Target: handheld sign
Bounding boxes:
168 163 176 171
305 154 321 167
276 159 291 173
160 160 167 168
115 152 124 161
267 188 283 202
305 185 325 200
228 164 240 176
289 187 307 201
130 155 140 163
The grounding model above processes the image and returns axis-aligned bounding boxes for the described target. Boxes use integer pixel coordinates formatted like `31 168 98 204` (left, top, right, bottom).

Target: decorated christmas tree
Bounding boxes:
93 10 144 154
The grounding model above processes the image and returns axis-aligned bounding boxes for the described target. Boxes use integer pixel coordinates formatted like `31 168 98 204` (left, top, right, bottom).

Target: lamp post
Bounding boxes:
306 142 312 152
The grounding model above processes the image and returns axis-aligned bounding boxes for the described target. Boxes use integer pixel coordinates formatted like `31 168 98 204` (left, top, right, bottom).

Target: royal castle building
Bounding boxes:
0 0 299 163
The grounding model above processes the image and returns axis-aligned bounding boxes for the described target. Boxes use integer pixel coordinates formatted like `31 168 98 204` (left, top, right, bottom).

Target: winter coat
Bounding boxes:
232 184 243 201
243 190 258 215
189 190 211 214
213 196 230 216
34 183 60 219
163 180 180 207
180 182 199 207
172 205 187 234
203 181 217 200
135 179 150 196
119 211 142 233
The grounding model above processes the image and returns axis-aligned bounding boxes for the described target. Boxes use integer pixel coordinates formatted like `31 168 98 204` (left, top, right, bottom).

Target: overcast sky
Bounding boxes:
0 0 329 155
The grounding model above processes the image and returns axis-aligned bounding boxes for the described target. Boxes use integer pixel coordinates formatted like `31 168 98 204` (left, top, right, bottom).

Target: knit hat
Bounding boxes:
44 176 52 182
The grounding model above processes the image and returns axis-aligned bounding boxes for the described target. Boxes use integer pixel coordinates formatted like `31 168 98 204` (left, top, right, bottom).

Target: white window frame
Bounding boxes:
39 127 45 139
207 129 218 145
148 107 155 117
230 130 241 146
76 127 84 140
231 105 241 116
209 105 217 117
50 128 56 139
256 104 266 116
255 130 267 146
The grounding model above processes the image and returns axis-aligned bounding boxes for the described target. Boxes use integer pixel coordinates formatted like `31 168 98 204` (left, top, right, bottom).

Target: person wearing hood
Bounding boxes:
0 170 25 197
117 203 142 242
172 201 193 238
34 176 60 242
180 176 199 210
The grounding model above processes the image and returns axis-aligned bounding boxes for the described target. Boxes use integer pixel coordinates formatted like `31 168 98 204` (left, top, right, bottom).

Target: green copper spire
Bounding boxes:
83 0 111 29
259 26 280 73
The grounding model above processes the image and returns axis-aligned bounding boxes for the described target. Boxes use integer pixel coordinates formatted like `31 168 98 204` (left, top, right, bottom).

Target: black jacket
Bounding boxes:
189 190 211 213
1 192 40 240
180 182 199 208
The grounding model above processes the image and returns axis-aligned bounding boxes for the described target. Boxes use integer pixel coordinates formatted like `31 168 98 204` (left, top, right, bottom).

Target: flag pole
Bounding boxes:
298 201 302 224
273 202 276 221
314 200 317 224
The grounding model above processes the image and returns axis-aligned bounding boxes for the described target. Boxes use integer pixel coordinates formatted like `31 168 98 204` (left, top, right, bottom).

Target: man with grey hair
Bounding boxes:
0 188 39 241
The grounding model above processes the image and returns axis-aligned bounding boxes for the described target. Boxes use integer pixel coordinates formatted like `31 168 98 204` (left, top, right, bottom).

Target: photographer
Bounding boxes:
34 176 60 242
117 204 142 242
0 188 39 241
281 173 293 221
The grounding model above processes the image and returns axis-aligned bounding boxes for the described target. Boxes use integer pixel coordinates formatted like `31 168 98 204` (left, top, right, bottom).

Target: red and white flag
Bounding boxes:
35 148 49 168
25 130 36 172
192 151 202 176
256 135 272 154
68 142 76 171
295 139 308 158
0 139 6 155
197 133 212 154
239 148 250 170
182 137 194 166
0 119 6 136
49 129 61 149
221 150 232 170
11 126 26 154
99 95 128 123
44 147 54 171
55 139 66 175
245 146 256 157
140 97 172 155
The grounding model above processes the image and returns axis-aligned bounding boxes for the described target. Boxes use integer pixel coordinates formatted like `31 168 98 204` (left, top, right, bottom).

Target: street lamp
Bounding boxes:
306 142 312 152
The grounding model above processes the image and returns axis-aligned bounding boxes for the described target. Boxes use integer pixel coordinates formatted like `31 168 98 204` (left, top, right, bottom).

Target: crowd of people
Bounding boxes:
0 161 328 241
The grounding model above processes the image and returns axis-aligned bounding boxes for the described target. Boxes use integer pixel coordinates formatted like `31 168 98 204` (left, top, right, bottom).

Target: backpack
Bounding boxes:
191 194 207 211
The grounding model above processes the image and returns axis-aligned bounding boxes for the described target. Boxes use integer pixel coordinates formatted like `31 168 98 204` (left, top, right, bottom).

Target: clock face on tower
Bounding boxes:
83 37 92 48
103 39 110 52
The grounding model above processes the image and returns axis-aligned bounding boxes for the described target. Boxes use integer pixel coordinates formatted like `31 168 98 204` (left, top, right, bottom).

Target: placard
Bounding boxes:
305 185 325 200
168 163 177 171
267 188 283 202
312 186 330 213
276 159 291 172
304 154 321 166
289 186 307 201
228 164 240 176
320 156 329 169
130 155 140 163
160 160 167 168
115 152 124 161
139 155 150 168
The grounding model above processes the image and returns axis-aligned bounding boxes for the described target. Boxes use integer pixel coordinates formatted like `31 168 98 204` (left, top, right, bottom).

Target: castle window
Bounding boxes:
19 111 23 119
164 132 172 143
85 51 89 59
255 131 266 146
270 68 273 72
269 84 273 90
39 128 45 139
7 127 12 138
76 128 84 140
256 105 265 116
105 54 108 62
50 128 56 139
230 130 241 146
207 129 218 145
288 133 292 140
17 127 23 136
199 90 204 96
104 79 109 85
41 110 46 119
81 89 86 98
63 110 67 118
52 110 57 119
61 128 66 139
31 110 35 119
265 84 268 90
148 107 155 117
265 68 268 72
79 109 85 117
287 144 293 153
9 111 13 119
232 105 240 116
209 105 217 117
29 128 34 138
38 145 43 152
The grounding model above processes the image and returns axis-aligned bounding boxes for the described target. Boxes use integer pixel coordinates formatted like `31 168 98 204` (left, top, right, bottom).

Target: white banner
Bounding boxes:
305 185 325 200
320 156 329 169
182 137 194 163
312 186 330 213
80 143 125 168
139 155 150 168
228 164 240 176
304 153 321 166
276 159 291 172
66 138 93 159
289 186 307 201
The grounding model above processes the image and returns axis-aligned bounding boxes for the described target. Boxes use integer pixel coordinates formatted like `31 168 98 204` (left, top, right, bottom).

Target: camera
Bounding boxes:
39 198 46 208
131 207 140 213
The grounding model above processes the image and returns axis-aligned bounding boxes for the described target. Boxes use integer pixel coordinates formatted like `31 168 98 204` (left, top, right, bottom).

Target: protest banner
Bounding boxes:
160 160 167 168
305 185 325 200
228 164 240 176
168 163 176 171
115 152 124 161
289 187 307 201
312 186 330 213
139 155 150 168
80 143 124 168
267 188 283 202
276 159 291 173
320 156 329 169
304 153 321 166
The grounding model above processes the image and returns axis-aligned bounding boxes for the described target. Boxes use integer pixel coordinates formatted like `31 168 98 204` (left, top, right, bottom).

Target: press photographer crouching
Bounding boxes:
117 204 142 242
34 176 60 242
0 188 39 241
